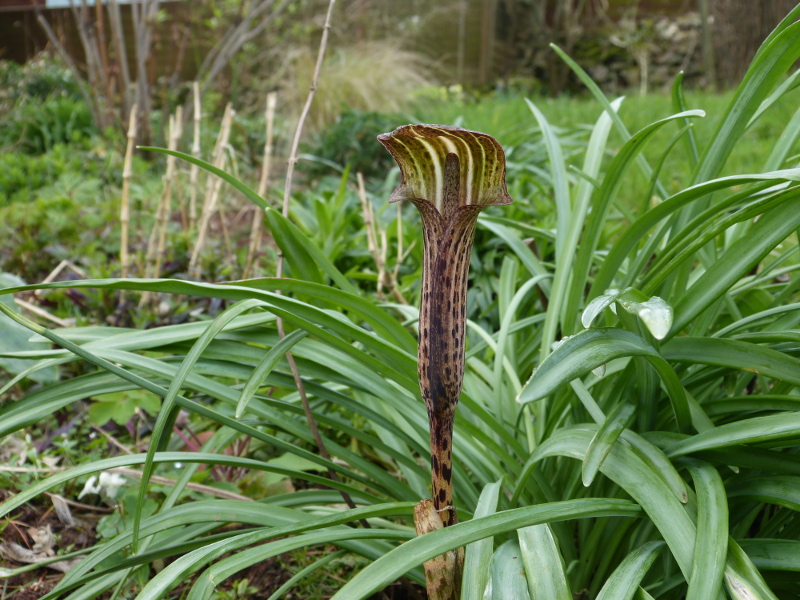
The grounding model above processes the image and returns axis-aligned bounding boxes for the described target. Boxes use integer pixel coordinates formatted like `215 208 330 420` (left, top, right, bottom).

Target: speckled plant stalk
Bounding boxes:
378 125 513 529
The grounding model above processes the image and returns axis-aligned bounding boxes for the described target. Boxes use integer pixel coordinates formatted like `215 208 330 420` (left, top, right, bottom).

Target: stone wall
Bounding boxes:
583 12 706 93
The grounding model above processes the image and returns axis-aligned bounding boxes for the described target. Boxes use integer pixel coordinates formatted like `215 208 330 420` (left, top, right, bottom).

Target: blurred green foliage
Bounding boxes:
300 109 405 179
0 58 97 153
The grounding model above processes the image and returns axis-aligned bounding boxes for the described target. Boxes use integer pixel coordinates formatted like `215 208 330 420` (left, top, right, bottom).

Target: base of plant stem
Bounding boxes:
413 498 464 600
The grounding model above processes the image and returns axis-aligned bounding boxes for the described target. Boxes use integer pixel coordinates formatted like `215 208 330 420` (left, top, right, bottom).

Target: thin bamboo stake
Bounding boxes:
243 92 278 278
393 202 406 298
218 145 237 262
189 81 201 232
120 104 138 278
357 172 383 294
357 172 408 304
189 103 234 277
279 0 332 233
143 112 175 282
153 105 183 278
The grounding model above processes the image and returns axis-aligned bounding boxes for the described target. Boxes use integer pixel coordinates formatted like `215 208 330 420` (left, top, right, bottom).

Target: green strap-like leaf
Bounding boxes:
133 298 266 552
693 20 800 185
591 170 800 301
329 499 642 600
664 412 800 458
727 476 800 511
583 403 636 487
595 541 663 600
0 452 384 521
235 329 308 418
564 109 704 336
462 480 503 600
669 196 800 334
0 278 419 390
518 328 691 433
518 523 572 600
140 146 268 209
540 98 621 360
684 460 728 600
490 540 531 600
738 539 800 571
662 336 800 387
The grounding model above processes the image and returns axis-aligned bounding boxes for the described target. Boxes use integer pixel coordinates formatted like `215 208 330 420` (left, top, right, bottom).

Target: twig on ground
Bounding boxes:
35 261 89 299
43 493 114 514
108 467 253 501
15 299 72 328
0 466 67 473
91 424 133 455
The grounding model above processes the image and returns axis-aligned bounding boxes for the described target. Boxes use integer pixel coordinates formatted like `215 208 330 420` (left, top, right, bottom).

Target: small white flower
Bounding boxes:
98 472 127 498
78 475 100 499
78 472 127 500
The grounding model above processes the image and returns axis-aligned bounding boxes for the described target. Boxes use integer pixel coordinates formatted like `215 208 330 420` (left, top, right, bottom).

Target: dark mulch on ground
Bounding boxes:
0 490 108 600
1 490 425 600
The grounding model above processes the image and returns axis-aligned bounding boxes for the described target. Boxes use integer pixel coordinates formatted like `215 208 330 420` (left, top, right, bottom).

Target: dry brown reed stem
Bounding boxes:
272 0 365 519
280 0 334 229
93 0 112 119
120 104 138 279
243 92 278 279
72 0 112 127
189 102 234 277
189 82 201 232
131 0 159 144
108 0 132 115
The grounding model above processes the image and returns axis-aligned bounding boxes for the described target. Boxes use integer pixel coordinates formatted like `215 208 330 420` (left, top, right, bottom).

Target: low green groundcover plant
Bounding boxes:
3 7 800 599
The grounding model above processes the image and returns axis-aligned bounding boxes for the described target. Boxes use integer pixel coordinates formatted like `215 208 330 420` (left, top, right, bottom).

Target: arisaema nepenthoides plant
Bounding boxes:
378 125 513 598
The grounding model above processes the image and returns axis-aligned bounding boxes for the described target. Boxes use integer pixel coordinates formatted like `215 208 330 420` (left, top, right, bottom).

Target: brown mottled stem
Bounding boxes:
414 499 462 599
429 412 456 526
379 123 513 600
418 153 477 527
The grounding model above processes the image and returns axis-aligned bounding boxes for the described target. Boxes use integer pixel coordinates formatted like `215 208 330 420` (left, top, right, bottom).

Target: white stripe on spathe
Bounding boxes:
417 137 443 212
